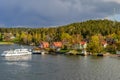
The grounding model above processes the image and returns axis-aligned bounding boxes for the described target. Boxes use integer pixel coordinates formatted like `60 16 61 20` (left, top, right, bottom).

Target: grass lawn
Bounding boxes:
0 41 14 44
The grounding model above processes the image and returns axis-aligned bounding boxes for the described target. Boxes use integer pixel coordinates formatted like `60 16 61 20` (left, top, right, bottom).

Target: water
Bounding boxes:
0 45 120 80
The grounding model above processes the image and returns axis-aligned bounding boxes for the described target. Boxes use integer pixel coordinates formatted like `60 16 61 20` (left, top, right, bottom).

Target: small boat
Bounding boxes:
1 48 32 57
97 53 103 56
32 47 41 54
32 47 47 55
32 49 46 55
32 49 41 54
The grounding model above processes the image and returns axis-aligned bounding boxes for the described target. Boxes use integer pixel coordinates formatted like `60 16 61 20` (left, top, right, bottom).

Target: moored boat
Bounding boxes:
32 49 47 55
1 48 32 57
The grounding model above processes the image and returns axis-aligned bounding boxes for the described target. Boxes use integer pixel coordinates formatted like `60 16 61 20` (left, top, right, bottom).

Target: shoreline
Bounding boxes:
0 42 14 45
0 43 120 57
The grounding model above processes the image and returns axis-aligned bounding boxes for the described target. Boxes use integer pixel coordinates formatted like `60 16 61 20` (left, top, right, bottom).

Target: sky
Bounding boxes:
0 0 120 27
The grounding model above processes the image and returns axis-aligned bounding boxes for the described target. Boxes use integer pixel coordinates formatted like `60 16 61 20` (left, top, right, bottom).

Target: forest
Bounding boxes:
1 19 120 54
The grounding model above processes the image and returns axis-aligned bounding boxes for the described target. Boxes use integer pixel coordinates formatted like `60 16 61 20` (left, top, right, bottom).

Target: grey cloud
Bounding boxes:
0 0 120 27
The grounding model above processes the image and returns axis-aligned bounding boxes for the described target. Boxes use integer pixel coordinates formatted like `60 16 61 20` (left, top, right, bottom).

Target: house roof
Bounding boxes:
101 41 107 45
39 42 49 48
40 42 49 45
53 42 62 47
79 41 86 45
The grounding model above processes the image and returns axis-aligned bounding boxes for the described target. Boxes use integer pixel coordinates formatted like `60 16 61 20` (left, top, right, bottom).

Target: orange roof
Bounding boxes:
40 42 49 48
53 42 62 47
79 41 86 45
101 41 107 45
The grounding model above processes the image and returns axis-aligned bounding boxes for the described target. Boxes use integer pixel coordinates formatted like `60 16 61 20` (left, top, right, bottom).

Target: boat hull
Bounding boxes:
1 49 32 57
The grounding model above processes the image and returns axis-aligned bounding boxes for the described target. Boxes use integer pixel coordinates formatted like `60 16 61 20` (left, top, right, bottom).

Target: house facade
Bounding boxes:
39 42 49 48
50 42 63 49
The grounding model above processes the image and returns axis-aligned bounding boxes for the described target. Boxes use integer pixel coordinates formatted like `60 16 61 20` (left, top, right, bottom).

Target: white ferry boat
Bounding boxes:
1 48 32 57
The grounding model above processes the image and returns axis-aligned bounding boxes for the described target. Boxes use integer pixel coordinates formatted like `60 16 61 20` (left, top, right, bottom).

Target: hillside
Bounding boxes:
0 19 120 44
58 19 120 38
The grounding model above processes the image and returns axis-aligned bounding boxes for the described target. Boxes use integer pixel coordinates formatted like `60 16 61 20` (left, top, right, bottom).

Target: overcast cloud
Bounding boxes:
0 0 120 27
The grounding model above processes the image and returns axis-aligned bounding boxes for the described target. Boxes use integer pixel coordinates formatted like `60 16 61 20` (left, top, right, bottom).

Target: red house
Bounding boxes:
39 42 49 48
101 41 107 48
80 41 86 45
51 42 63 49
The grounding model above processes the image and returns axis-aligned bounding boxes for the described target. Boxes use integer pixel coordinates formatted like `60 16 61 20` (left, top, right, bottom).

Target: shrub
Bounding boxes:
105 44 116 54
116 41 120 51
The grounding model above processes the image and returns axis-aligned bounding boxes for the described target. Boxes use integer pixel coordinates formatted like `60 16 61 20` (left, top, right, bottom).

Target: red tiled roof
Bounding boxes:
53 42 62 48
40 42 49 48
101 41 107 45
79 41 86 45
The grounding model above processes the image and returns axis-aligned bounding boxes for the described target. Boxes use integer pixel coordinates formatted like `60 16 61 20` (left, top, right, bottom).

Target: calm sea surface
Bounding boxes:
0 44 120 80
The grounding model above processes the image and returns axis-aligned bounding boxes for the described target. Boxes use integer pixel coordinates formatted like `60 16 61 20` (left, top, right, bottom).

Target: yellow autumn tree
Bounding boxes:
61 32 72 42
87 35 104 55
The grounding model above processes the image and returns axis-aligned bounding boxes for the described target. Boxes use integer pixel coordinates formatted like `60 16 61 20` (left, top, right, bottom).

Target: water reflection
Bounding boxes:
4 55 32 61
2 44 120 80
5 61 31 68
4 55 32 68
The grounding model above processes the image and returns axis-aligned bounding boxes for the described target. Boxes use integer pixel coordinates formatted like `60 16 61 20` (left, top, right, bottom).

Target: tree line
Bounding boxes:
0 19 120 54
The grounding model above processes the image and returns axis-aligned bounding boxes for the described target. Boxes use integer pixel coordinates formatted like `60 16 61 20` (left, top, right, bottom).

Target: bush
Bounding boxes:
116 41 120 51
63 45 68 50
87 35 104 55
105 44 116 54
